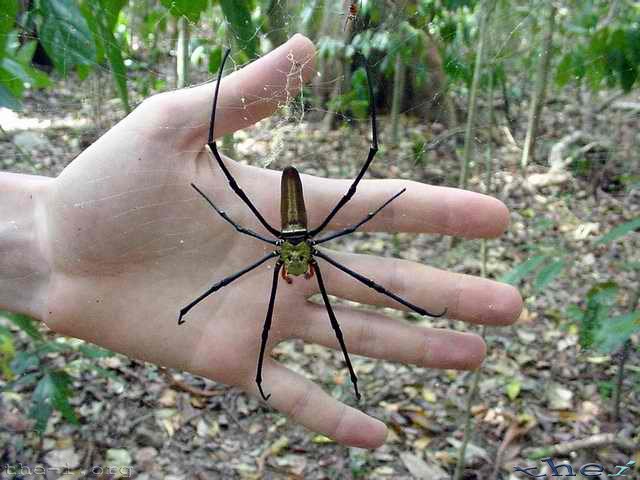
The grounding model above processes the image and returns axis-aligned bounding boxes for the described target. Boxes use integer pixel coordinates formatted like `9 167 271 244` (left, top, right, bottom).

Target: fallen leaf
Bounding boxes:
400 452 448 479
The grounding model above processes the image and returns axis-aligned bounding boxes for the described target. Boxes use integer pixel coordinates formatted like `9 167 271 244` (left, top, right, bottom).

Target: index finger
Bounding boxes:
292 170 510 238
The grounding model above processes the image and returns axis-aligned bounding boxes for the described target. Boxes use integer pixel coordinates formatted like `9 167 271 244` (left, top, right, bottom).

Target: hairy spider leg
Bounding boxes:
256 261 283 401
312 261 361 400
313 249 448 318
178 251 278 324
190 183 277 245
312 188 406 245
308 59 379 237
205 48 281 238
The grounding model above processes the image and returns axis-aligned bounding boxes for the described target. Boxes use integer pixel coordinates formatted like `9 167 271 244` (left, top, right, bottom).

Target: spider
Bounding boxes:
344 0 360 31
178 48 446 402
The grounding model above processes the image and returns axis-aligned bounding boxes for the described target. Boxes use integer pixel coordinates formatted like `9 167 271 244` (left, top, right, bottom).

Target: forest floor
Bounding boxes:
1 77 639 480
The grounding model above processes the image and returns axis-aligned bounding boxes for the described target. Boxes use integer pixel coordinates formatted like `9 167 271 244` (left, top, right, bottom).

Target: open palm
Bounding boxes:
42 34 521 448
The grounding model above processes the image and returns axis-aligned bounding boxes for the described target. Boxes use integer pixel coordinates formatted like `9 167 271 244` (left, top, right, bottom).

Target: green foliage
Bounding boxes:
0 0 18 60
596 217 640 245
556 25 640 92
500 254 549 286
533 258 566 292
567 281 619 350
82 0 130 112
219 0 259 59
5 312 44 341
38 0 97 76
0 325 16 380
328 67 370 120
0 31 52 109
1 310 121 435
31 370 79 433
594 310 640 353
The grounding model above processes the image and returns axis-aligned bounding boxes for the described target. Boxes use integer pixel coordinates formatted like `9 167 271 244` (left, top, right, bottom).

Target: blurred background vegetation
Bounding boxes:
1 0 639 478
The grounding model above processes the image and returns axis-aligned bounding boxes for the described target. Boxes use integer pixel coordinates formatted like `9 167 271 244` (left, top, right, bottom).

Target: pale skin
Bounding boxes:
0 34 522 449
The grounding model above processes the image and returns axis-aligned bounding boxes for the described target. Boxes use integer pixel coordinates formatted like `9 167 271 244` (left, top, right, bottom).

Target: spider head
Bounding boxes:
280 240 312 277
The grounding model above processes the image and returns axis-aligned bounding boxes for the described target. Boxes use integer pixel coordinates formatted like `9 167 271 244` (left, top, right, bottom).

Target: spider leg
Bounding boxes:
309 60 378 237
207 49 280 238
312 188 406 245
313 249 447 318
256 261 283 401
178 251 278 324
311 261 361 401
191 183 277 245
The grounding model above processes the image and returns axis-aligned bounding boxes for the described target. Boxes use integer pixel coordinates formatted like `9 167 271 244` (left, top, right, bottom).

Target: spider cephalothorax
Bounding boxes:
179 48 446 402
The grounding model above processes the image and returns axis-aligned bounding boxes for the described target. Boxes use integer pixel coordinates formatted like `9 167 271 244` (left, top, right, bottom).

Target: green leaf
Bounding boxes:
597 217 640 245
586 281 619 305
208 45 223 74
555 54 573 87
1 56 50 89
100 0 126 31
48 371 79 424
594 310 640 353
505 379 521 401
92 0 130 112
14 42 53 87
499 255 548 286
580 282 619 349
30 370 78 433
77 344 113 358
30 377 54 434
566 304 584 322
0 0 18 59
39 0 97 76
0 63 24 100
11 351 40 375
0 82 20 109
0 328 15 380
533 258 566 292
219 0 259 59
2 311 43 340
160 0 207 22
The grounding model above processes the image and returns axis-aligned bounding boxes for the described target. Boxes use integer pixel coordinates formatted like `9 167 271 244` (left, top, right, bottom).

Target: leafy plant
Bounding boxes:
1 311 121 434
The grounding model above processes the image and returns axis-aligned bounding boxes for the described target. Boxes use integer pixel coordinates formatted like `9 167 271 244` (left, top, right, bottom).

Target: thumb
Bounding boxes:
149 34 316 143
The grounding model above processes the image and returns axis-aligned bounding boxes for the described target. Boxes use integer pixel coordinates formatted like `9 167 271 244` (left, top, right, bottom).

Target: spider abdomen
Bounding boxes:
281 166 308 236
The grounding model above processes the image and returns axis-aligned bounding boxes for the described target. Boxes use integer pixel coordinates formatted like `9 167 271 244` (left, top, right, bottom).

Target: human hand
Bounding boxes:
37 34 521 449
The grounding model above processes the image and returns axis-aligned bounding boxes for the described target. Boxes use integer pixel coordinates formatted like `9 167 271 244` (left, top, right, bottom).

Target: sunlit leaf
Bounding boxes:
506 379 521 401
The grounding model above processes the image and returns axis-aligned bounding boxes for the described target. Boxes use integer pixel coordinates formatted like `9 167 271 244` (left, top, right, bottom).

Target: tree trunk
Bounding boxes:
453 36 496 480
321 0 352 131
458 0 495 190
312 0 335 112
176 16 190 89
390 53 406 144
520 1 556 169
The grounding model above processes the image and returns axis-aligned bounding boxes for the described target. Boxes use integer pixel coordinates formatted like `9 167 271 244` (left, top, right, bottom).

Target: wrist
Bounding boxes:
0 173 53 320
